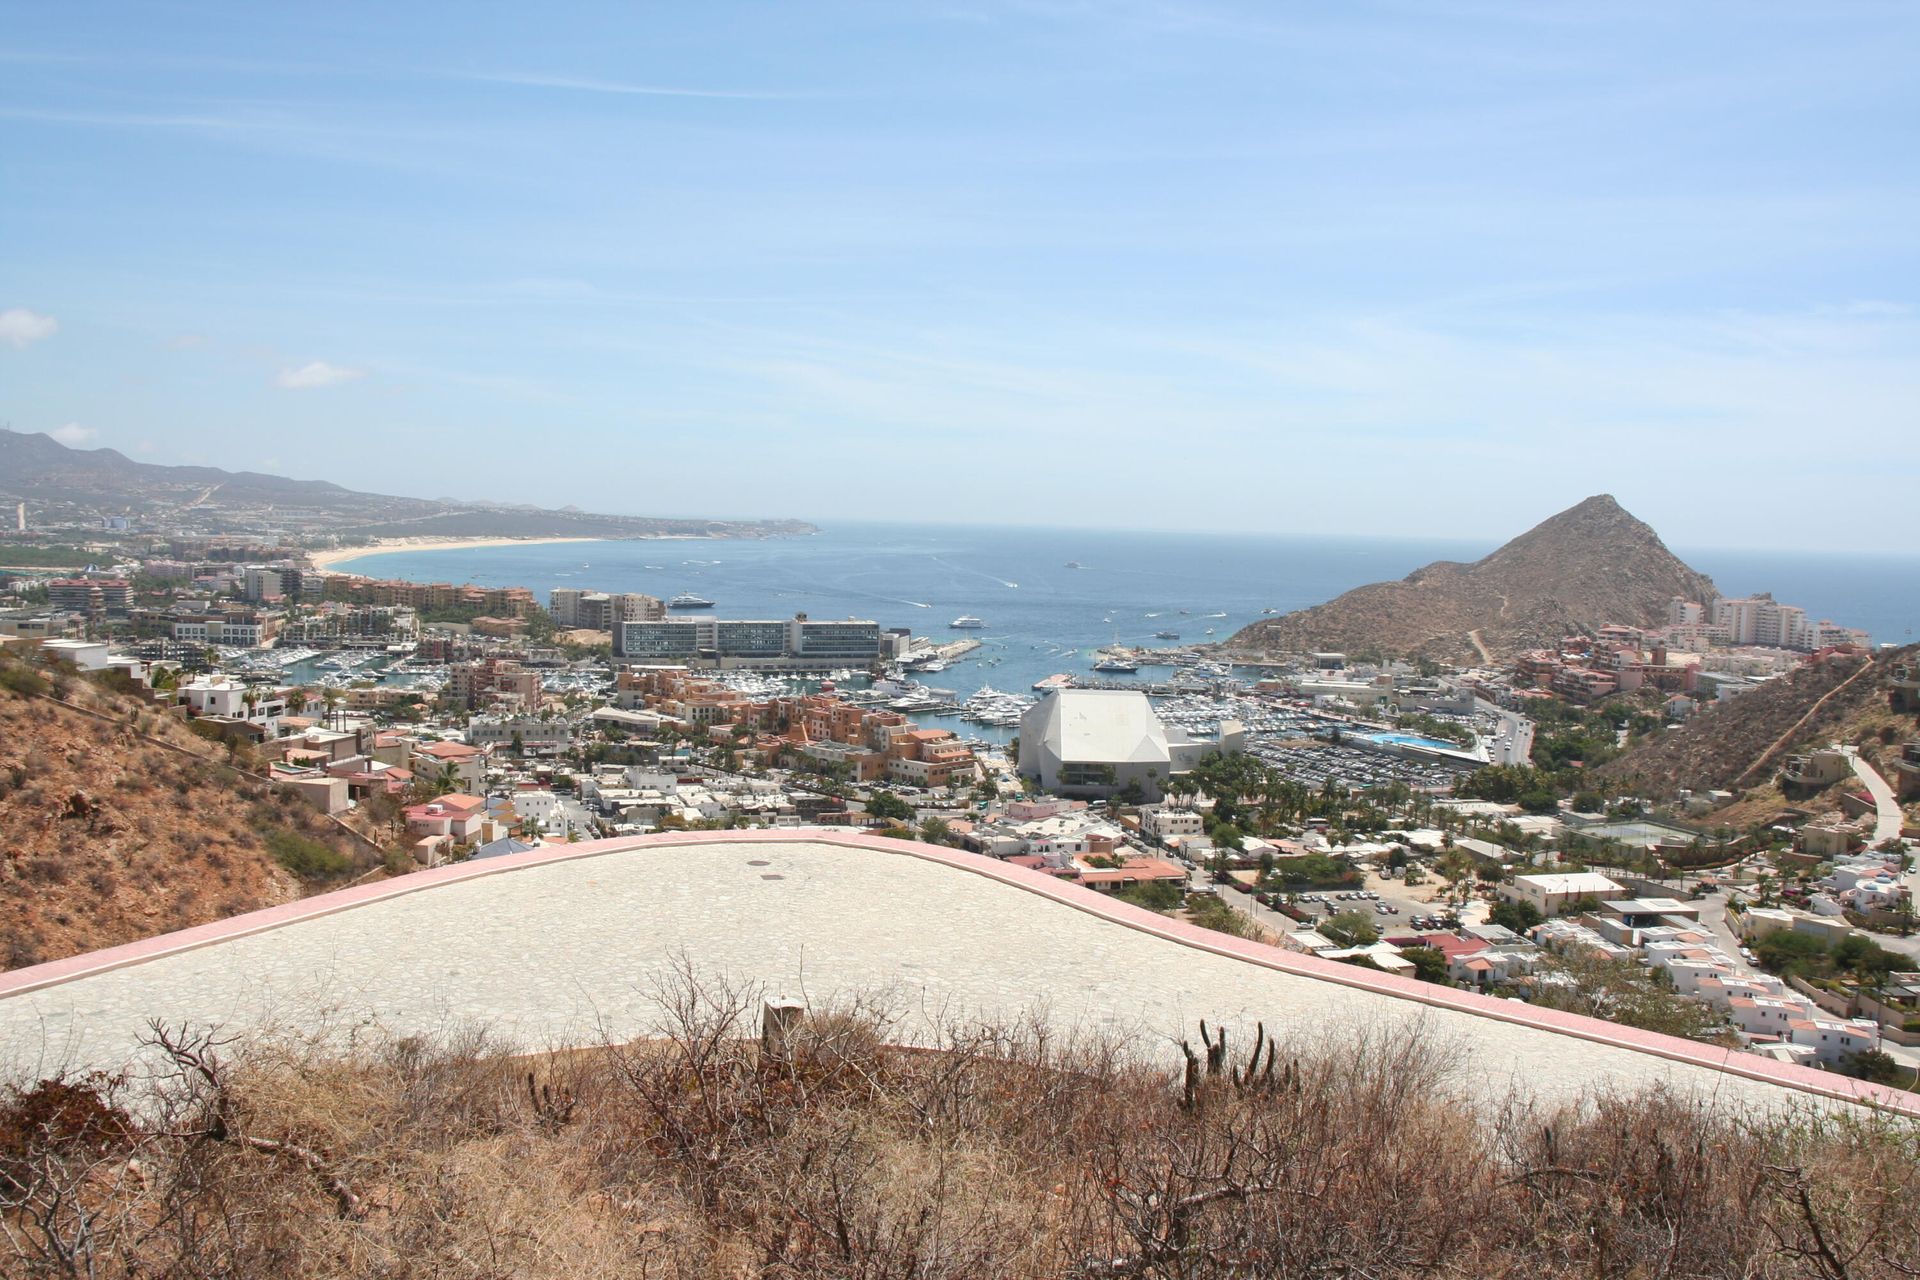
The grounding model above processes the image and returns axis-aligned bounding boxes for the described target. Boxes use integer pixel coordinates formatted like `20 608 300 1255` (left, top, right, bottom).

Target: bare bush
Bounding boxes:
0 988 1914 1279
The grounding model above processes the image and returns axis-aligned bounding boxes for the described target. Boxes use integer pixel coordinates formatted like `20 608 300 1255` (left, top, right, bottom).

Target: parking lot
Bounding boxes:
1248 740 1468 792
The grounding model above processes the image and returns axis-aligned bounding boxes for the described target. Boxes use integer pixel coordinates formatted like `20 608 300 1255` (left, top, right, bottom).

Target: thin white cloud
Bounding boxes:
0 307 58 348
276 360 365 390
49 422 96 447
453 70 805 100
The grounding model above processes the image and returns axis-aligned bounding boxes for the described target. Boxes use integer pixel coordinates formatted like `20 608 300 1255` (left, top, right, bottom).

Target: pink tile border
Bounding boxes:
1 829 1912 1115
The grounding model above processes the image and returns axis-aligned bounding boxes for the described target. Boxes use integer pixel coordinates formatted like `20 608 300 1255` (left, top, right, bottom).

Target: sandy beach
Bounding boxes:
306 536 604 573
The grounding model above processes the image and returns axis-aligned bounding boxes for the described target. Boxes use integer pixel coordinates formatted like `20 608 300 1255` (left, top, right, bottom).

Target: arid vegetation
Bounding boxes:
3 969 1916 1278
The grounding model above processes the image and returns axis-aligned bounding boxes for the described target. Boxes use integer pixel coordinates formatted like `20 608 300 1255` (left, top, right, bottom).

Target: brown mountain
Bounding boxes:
1225 495 1718 664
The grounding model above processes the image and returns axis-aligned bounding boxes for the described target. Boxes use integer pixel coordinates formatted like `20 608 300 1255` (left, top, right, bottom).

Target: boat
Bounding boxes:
1154 630 1181 641
1063 561 1083 569
1092 655 1140 673
949 615 987 629
1032 672 1074 692
669 592 715 608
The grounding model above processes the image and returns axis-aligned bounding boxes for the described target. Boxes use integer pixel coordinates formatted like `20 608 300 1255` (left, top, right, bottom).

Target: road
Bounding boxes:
1840 747 1919 930
1844 747 1904 846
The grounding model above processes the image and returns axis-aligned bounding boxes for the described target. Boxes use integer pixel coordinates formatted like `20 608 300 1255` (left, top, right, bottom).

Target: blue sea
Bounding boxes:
332 523 1920 740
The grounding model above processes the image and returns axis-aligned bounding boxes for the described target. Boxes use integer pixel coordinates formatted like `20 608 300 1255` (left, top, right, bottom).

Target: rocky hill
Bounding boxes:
1595 644 1917 805
0 652 376 971
1225 495 1718 664
0 429 816 540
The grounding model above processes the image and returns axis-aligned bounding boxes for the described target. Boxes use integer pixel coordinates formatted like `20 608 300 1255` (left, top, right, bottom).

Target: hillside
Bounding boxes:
1596 644 1917 808
1225 495 1717 664
0 652 374 971
0 429 816 541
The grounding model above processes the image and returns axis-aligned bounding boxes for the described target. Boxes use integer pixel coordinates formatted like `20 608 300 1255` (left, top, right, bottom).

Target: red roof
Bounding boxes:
1392 932 1487 961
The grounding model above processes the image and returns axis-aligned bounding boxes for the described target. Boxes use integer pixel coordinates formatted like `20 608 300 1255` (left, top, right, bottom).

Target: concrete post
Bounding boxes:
761 996 806 1062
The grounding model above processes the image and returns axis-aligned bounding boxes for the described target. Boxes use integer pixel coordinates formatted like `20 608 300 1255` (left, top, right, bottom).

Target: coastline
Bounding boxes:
307 536 606 573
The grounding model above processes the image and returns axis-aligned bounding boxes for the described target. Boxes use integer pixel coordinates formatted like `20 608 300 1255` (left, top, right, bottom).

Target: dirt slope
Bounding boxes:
0 658 372 971
1595 645 1917 802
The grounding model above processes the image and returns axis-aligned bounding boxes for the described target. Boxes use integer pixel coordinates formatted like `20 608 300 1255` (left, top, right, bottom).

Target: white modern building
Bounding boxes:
1018 689 1206 801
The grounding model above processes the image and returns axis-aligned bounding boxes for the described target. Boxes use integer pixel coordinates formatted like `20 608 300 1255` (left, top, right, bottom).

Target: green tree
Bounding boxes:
1402 945 1450 985
1489 900 1543 934
1322 910 1379 947
1531 953 1735 1043
918 817 954 847
1840 1049 1905 1086
866 790 913 822
1752 930 1830 978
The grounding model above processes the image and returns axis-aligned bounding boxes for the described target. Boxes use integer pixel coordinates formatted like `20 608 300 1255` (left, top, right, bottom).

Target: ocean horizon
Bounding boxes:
329 522 1920 725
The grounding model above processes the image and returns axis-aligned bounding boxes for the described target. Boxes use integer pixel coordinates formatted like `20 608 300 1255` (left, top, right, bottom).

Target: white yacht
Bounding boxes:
949 615 986 629
669 591 715 609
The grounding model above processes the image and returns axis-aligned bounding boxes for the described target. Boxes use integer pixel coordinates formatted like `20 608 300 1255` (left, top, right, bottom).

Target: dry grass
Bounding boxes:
3 968 1918 1278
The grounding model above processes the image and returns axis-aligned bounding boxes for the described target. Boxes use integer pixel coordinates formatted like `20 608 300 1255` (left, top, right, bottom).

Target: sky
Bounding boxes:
2 1 1917 550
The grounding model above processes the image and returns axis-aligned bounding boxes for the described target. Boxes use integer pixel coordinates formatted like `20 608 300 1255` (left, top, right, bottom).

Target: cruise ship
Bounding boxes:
949 615 987 629
668 592 715 609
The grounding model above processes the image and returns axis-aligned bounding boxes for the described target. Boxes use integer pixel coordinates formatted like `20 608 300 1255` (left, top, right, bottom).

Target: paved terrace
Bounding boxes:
0 831 1912 1116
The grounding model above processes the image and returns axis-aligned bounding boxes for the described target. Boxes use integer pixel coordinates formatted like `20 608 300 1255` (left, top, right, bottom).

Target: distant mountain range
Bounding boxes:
1225 495 1718 664
0 430 815 540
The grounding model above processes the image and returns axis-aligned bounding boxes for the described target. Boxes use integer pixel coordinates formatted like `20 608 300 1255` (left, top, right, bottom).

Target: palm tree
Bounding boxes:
321 687 341 729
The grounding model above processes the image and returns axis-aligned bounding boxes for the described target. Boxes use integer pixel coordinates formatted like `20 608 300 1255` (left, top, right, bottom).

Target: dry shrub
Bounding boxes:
0 983 1916 1280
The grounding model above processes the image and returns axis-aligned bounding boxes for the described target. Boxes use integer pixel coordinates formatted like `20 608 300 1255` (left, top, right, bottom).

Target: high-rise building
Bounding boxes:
241 566 284 601
553 589 663 635
617 614 887 666
1714 594 1813 650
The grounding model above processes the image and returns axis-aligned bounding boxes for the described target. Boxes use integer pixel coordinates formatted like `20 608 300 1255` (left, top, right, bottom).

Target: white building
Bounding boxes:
1017 689 1176 801
1501 872 1628 918
173 616 266 647
1786 1015 1881 1067
467 716 577 755
180 675 284 733
38 638 110 671
1141 804 1205 843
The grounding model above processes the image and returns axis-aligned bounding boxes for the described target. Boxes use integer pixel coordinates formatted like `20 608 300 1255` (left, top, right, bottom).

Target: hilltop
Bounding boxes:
0 430 815 541
1596 643 1918 811
1225 495 1718 664
0 651 375 971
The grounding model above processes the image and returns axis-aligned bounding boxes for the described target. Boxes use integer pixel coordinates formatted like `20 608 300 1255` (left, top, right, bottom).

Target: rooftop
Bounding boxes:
1024 689 1169 764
